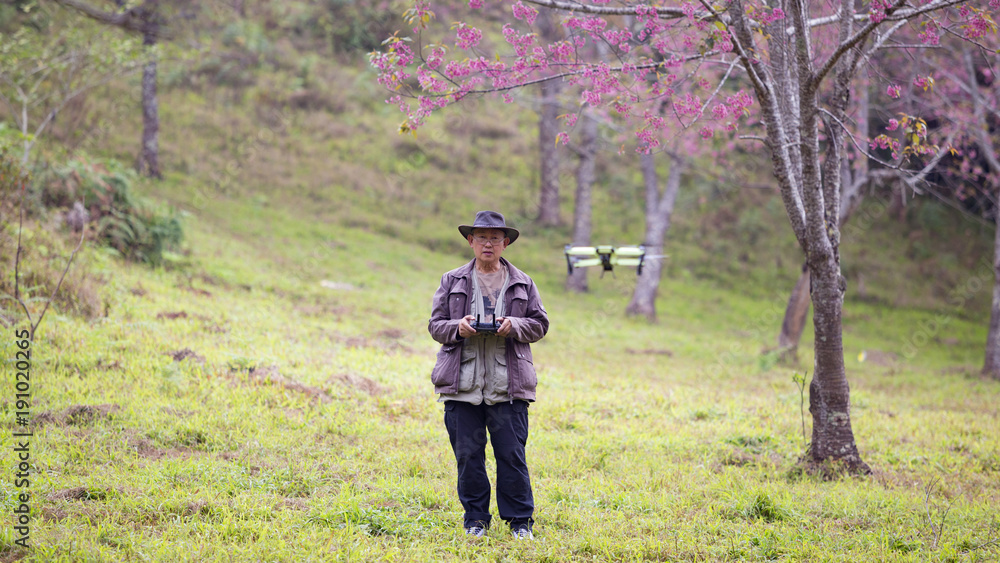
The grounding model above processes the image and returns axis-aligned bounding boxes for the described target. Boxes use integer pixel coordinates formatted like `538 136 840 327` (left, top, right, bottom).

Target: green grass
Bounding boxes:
2 26 1000 563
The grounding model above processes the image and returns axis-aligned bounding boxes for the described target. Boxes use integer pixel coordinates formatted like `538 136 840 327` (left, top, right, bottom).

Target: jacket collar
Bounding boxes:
456 257 529 286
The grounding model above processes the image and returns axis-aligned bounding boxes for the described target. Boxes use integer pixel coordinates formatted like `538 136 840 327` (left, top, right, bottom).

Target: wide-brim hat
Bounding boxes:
458 210 519 244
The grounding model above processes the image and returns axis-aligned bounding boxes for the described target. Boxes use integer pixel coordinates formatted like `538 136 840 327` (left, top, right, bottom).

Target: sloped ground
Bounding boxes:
1 23 998 562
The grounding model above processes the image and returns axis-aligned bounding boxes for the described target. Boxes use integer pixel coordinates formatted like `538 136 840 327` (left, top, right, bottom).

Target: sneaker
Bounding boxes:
512 526 533 540
465 521 488 538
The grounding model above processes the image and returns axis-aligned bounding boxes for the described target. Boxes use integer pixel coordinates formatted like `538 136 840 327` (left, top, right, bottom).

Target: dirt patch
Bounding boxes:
40 504 68 521
860 349 899 366
377 328 407 339
129 437 167 459
235 365 333 404
65 404 119 425
47 486 116 502
129 286 147 297
157 311 188 320
329 373 389 396
168 348 205 363
184 286 213 297
94 358 122 371
34 404 119 427
0 547 27 563
342 334 415 354
126 435 199 460
184 500 216 517
276 497 309 511
626 348 673 356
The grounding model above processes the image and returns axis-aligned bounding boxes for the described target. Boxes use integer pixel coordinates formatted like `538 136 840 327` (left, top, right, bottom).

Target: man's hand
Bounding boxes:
496 317 513 337
458 315 477 338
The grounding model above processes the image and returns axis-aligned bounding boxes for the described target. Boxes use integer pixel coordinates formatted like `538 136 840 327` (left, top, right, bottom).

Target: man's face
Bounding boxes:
468 228 508 265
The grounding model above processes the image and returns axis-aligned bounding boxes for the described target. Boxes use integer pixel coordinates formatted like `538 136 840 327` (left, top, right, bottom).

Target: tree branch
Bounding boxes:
521 0 685 19
50 0 148 34
813 0 909 88
13 180 33 330
28 225 86 341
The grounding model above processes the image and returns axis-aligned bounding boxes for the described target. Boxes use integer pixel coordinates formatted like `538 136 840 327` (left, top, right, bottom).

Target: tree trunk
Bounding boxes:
778 265 811 358
138 29 162 179
962 48 1000 380
566 110 596 293
776 76 869 359
807 255 869 472
727 0 869 471
535 7 561 226
983 207 1000 378
626 151 683 320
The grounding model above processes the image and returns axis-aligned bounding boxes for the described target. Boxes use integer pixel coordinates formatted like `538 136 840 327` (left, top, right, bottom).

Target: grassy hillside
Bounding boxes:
2 6 999 561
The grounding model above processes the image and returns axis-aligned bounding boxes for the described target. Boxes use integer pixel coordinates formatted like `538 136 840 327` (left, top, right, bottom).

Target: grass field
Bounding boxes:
2 34 1000 562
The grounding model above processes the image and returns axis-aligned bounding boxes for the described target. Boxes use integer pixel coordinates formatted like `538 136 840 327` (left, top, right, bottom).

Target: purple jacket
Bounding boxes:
428 258 549 400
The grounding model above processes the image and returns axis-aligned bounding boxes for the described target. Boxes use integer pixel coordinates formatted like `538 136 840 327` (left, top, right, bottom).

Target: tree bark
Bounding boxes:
728 0 869 471
807 255 867 471
777 171 866 358
961 48 1000 380
138 23 162 179
535 7 561 226
984 208 1000 378
778 265 811 357
566 110 597 293
626 151 683 320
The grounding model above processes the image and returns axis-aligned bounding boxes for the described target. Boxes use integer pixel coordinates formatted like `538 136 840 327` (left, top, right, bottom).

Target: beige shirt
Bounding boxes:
441 265 511 405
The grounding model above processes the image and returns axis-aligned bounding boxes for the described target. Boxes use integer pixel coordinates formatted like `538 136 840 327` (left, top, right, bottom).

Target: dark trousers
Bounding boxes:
444 400 534 530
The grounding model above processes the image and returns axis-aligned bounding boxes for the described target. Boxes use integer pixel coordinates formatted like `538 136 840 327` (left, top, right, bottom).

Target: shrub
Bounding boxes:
36 156 184 266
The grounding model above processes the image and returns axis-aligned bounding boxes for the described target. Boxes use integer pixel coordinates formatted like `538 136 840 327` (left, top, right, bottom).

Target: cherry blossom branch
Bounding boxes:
883 0 969 22
814 0 909 88
520 0 685 20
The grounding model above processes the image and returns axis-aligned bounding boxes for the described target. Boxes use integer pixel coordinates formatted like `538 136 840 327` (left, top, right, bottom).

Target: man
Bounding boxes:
428 210 549 540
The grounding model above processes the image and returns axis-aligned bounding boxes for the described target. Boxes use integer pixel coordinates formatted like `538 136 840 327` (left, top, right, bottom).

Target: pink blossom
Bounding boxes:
635 128 660 152
468 0 483 8
556 132 569 145
511 1 538 25
548 41 574 62
725 90 754 118
886 84 901 99
918 20 940 45
868 0 892 23
912 76 933 91
425 47 445 69
700 127 714 139
417 67 448 92
886 119 899 131
445 60 472 79
673 93 704 118
455 24 483 49
759 8 785 25
503 24 536 56
964 12 995 40
582 90 602 106
681 2 697 20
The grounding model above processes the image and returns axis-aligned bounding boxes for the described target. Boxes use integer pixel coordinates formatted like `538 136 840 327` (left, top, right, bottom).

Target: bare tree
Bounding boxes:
626 147 684 320
566 108 598 293
535 6 562 226
51 0 170 179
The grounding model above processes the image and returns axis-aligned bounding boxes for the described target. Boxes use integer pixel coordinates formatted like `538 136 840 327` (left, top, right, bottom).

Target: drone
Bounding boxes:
564 245 648 276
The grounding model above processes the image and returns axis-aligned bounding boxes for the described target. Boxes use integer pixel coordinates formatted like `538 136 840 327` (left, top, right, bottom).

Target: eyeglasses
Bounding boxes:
473 235 506 245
